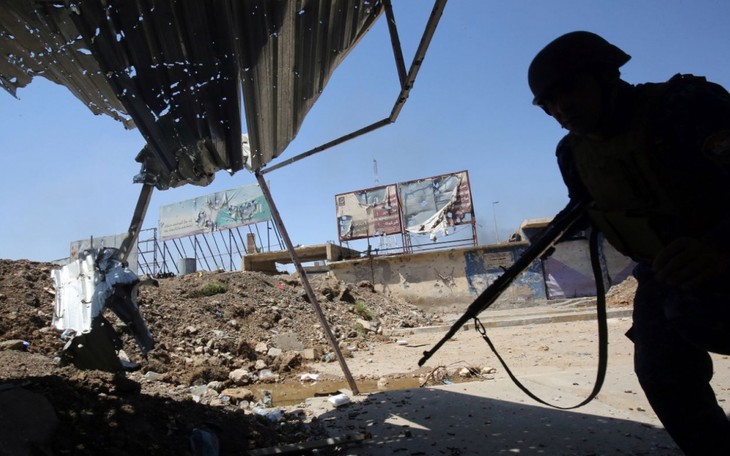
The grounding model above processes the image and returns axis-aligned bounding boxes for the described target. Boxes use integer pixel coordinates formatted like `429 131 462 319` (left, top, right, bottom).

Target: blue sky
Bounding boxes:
2 0 730 262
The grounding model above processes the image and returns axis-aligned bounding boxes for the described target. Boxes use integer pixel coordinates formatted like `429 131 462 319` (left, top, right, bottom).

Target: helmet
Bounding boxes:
528 31 630 105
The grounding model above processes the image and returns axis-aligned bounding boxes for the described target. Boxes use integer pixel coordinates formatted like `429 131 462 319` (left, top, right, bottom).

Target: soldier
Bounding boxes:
529 31 730 455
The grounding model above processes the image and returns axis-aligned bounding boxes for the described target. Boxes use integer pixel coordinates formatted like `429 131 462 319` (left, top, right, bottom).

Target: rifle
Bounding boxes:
418 198 589 367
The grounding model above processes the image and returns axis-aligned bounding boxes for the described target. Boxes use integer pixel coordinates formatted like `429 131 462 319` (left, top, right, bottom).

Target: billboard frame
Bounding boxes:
335 170 477 254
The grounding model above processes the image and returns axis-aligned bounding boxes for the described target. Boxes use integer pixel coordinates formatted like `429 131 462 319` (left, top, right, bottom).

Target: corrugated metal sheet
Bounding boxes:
0 0 387 188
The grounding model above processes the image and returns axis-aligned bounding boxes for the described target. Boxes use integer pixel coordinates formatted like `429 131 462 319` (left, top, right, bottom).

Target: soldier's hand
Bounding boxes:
653 237 728 289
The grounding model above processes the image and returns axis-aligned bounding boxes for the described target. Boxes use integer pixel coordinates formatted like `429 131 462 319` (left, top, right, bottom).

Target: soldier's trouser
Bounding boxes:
631 264 730 456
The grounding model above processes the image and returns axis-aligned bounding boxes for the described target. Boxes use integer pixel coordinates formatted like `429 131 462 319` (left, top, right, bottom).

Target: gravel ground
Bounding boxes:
0 258 646 455
0 258 438 455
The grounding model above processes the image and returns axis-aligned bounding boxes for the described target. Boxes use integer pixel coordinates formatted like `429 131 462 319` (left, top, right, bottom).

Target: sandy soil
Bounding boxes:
0 258 641 455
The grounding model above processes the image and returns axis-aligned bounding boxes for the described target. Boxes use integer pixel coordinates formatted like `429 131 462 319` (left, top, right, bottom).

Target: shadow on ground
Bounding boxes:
313 385 682 455
0 376 325 456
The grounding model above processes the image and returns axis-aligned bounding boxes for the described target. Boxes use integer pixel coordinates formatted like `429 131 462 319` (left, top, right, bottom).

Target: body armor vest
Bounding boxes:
568 80 720 262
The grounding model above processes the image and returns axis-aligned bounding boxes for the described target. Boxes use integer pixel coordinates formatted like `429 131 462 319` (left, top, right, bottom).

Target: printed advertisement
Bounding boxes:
159 184 271 240
335 184 401 240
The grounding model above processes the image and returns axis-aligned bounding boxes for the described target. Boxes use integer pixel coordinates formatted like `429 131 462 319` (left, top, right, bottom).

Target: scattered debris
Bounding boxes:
300 373 320 382
0 339 29 351
51 248 156 372
328 393 351 407
0 259 639 455
245 432 370 456
0 258 439 454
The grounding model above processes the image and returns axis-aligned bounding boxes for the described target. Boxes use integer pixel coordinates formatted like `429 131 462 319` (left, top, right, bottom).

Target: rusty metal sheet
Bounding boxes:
0 0 384 186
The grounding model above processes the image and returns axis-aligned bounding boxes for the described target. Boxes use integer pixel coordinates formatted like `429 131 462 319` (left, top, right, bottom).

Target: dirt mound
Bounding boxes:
0 259 438 455
606 275 638 306
0 258 637 455
136 269 439 385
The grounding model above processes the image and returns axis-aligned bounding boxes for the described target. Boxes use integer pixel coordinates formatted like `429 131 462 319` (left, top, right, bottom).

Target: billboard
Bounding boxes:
159 184 270 240
400 171 472 235
335 171 474 242
336 184 401 240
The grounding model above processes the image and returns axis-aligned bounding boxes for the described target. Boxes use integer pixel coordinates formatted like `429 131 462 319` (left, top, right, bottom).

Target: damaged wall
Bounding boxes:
327 239 635 312
327 243 543 313
544 238 635 299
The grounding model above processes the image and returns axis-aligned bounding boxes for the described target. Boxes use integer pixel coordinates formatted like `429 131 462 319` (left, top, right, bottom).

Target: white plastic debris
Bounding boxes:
190 385 208 403
328 393 351 407
300 373 319 382
254 407 283 422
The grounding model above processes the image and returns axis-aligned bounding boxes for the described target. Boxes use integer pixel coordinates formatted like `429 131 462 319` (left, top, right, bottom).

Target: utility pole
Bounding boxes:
492 201 500 243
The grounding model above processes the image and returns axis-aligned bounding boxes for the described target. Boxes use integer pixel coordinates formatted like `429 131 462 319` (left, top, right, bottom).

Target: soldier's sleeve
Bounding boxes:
555 135 591 202
554 135 591 238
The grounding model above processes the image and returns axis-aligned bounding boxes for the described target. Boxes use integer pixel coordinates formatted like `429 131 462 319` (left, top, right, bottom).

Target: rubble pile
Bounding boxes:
606 275 638 306
0 259 437 455
0 258 637 455
135 269 438 386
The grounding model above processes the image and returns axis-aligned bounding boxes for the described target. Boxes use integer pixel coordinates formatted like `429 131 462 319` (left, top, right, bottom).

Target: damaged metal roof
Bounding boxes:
1 0 434 189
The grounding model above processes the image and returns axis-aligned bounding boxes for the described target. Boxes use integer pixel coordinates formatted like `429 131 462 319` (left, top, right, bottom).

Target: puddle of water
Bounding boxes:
248 377 423 407
249 376 479 407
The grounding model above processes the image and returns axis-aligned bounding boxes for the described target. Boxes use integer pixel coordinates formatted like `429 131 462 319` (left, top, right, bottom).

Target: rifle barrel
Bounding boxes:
417 199 588 367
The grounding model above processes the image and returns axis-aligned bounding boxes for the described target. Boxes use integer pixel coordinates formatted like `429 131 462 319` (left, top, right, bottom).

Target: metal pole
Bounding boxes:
492 201 500 243
120 183 154 263
255 171 360 394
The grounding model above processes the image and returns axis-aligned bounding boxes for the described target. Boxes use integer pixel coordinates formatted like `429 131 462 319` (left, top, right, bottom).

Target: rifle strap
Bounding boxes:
473 228 609 410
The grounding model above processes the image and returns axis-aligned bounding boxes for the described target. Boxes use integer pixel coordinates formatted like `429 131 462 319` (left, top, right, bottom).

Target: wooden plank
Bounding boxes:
242 243 361 272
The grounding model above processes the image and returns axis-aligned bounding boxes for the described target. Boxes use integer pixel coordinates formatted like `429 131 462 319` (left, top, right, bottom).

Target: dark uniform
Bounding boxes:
556 73 730 454
529 30 730 455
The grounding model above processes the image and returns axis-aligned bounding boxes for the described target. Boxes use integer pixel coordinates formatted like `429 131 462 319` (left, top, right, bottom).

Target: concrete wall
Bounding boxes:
327 239 635 313
328 243 545 313
544 238 635 299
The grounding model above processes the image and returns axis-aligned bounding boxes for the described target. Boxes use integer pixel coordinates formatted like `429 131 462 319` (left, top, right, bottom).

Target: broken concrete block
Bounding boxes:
301 348 322 360
356 318 374 332
278 351 302 371
0 340 29 351
271 332 304 351
220 387 255 403
228 368 250 383
207 381 225 392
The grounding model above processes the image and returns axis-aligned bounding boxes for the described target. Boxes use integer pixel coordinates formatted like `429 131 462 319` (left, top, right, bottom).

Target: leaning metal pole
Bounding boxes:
119 183 154 263
255 171 360 394
260 0 448 176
